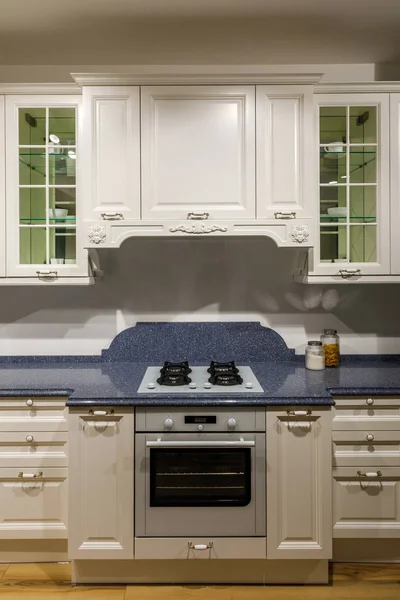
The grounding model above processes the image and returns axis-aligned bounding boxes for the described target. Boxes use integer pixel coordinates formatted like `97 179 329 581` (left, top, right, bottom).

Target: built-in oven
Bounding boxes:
135 407 266 538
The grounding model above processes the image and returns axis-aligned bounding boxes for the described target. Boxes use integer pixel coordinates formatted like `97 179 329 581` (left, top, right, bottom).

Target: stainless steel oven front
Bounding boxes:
135 407 266 538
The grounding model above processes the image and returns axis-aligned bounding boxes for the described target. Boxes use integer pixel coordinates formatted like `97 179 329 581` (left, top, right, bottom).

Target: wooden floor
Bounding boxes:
0 563 400 598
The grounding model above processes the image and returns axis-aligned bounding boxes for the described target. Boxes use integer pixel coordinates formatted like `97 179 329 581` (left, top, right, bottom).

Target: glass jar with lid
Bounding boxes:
320 329 340 367
305 341 325 371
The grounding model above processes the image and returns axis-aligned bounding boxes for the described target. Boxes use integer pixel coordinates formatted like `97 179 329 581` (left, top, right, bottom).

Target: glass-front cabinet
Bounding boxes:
5 95 86 278
312 94 390 278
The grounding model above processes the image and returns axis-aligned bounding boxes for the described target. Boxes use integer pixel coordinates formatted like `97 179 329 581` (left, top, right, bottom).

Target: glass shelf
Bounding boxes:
320 216 376 221
319 151 376 154
20 217 76 222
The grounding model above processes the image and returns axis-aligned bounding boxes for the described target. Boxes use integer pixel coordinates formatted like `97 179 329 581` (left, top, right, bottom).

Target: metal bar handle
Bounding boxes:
187 212 209 220
146 438 255 448
18 471 43 479
88 409 115 416
339 269 361 278
188 542 214 551
36 270 58 278
101 212 124 220
274 211 296 219
286 410 312 416
357 470 382 477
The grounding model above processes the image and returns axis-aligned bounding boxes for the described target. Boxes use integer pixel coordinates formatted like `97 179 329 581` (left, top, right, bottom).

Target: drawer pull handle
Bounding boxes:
274 211 296 219
188 542 214 551
101 212 124 220
36 270 58 278
89 409 114 416
366 398 374 406
25 435 34 443
25 399 34 407
357 470 382 478
366 434 375 442
338 268 361 278
286 410 312 416
187 212 209 220
18 471 43 479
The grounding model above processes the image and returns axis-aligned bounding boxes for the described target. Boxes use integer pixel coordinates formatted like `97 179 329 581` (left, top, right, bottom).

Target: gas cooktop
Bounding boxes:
138 361 263 394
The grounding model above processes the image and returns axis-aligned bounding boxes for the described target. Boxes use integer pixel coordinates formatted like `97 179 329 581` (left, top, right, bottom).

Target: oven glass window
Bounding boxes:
150 448 251 507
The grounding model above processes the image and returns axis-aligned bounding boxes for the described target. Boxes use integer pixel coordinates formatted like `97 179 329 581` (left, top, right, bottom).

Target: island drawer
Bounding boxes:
333 430 400 467
0 467 68 539
0 432 68 468
333 397 400 430
134 537 267 559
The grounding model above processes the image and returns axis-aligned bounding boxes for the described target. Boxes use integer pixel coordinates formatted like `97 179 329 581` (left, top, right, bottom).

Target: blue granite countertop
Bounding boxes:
0 358 399 406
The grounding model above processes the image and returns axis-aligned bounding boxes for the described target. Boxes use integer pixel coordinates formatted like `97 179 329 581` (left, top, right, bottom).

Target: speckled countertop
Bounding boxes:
0 323 398 407
0 358 399 406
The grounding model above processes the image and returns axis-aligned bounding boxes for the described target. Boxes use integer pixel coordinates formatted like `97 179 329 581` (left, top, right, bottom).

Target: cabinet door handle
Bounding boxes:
18 471 43 479
366 398 374 406
101 212 124 220
338 269 361 278
89 409 114 416
36 270 58 278
187 212 209 220
357 470 382 478
274 211 296 219
366 434 375 442
26 435 34 443
25 399 34 407
188 542 214 550
286 410 312 416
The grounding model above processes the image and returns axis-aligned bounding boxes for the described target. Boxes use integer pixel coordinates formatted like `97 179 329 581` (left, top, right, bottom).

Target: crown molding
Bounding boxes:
71 70 323 86
315 82 400 93
0 83 81 94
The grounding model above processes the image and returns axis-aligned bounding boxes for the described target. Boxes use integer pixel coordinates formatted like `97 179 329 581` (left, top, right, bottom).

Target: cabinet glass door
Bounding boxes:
315 94 390 276
18 107 77 266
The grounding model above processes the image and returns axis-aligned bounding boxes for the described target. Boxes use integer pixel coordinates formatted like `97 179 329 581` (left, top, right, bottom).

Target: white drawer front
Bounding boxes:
0 432 68 468
333 430 400 467
333 467 400 538
0 467 67 539
134 537 266 560
0 398 67 431
333 397 400 430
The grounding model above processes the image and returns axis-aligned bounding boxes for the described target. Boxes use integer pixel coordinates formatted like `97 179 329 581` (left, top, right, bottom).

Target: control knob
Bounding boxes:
164 417 174 430
197 424 204 431
227 418 237 430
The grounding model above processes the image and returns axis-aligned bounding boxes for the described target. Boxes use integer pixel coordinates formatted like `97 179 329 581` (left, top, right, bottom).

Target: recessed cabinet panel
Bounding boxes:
257 86 315 219
82 87 140 220
390 94 400 274
0 96 5 277
141 86 255 220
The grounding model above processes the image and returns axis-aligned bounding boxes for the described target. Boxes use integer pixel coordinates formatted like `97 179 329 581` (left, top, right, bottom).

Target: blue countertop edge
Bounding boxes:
65 396 335 407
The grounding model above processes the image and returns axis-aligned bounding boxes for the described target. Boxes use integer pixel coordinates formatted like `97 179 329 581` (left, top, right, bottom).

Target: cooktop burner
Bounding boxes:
138 364 263 394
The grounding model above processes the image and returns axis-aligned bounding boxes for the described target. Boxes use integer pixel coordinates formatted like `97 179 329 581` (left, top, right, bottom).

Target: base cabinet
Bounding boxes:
266 407 332 559
68 408 134 559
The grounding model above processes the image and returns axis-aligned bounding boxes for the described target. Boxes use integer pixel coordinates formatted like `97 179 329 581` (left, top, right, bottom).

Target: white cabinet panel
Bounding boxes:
333 467 400 537
390 93 400 274
0 468 67 539
267 408 332 559
0 96 5 277
257 86 314 219
141 86 255 220
68 408 134 559
82 87 140 221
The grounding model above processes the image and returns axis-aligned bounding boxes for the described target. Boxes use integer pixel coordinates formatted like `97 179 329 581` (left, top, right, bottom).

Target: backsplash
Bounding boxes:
0 236 399 356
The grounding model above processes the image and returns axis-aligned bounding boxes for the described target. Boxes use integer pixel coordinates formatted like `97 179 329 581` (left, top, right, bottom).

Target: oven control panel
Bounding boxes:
136 406 265 432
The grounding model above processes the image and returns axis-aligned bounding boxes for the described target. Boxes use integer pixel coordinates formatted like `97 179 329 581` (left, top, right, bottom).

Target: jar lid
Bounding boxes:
307 341 323 346
322 329 337 334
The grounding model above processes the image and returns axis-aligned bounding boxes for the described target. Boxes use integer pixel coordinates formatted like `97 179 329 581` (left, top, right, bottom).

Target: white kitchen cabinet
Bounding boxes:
81 86 140 222
5 94 91 283
298 93 391 282
266 407 332 559
68 408 134 559
0 95 5 278
256 85 315 219
141 85 255 221
390 93 400 275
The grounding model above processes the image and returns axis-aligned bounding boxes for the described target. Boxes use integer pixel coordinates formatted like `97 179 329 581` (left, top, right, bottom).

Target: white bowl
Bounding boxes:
327 207 346 217
48 208 68 219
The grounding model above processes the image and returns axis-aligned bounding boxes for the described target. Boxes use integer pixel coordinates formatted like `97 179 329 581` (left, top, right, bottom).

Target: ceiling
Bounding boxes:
0 0 400 65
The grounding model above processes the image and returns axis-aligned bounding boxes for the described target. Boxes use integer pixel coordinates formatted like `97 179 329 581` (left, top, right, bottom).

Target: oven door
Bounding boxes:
135 433 266 537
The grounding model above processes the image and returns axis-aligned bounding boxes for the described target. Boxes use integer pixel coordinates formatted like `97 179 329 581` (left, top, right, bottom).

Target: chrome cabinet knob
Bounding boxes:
164 418 174 430
25 399 33 407
197 424 204 431
366 433 375 442
26 435 34 443
227 418 237 430
366 398 374 406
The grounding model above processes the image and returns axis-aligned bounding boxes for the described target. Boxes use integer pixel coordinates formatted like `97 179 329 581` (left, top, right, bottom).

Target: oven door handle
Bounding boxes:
146 438 255 448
